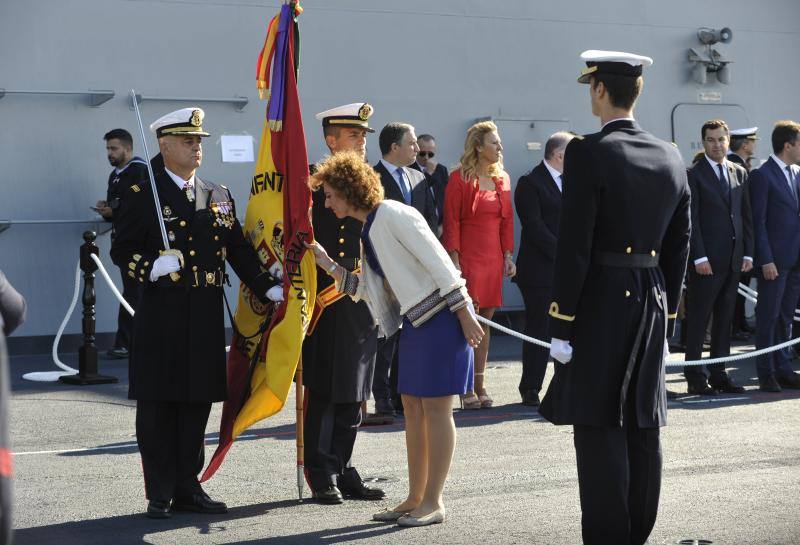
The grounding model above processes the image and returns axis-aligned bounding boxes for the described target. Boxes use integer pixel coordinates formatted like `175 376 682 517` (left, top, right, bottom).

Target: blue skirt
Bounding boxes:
397 307 474 397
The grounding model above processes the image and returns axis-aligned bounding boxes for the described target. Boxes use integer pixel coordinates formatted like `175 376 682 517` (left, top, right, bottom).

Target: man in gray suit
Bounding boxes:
371 122 437 416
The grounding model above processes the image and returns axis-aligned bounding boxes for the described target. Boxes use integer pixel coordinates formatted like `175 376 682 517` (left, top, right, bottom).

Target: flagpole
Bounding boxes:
295 354 305 501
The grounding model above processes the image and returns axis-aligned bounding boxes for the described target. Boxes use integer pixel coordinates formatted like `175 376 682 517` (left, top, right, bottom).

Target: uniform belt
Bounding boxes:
592 251 659 268
335 257 361 271
191 269 224 288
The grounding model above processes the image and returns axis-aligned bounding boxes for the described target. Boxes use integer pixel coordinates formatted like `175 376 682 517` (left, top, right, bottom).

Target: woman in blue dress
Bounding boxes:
306 151 483 527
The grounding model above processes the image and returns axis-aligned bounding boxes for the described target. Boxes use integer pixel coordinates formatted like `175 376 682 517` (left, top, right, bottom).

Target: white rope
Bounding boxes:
90 254 134 316
22 262 81 382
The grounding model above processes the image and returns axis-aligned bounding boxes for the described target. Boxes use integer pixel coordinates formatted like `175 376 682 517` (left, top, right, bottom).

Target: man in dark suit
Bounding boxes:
513 131 573 406
409 134 449 237
539 50 690 545
111 108 282 518
302 103 385 504
370 122 438 416
749 120 800 392
683 119 752 395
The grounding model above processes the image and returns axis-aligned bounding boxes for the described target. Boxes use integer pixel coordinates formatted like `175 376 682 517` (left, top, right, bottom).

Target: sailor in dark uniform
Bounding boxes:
96 128 149 359
302 103 384 504
728 127 759 339
110 108 282 519
538 51 691 545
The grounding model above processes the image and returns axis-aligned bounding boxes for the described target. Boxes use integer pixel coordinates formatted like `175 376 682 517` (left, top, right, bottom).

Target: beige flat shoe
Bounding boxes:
397 508 446 527
460 392 481 410
372 508 411 522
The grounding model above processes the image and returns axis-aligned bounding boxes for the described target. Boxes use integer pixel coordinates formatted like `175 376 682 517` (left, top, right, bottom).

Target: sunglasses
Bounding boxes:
417 151 435 158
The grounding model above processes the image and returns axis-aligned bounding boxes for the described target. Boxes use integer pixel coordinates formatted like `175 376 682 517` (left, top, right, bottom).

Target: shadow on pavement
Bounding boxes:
14 501 402 545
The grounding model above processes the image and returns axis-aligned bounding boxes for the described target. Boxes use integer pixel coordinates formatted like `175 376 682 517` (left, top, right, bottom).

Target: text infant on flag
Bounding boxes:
202 1 315 482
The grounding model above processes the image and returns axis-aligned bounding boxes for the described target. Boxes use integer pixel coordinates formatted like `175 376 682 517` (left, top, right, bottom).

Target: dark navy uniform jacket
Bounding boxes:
302 170 377 404
540 119 691 428
110 155 277 402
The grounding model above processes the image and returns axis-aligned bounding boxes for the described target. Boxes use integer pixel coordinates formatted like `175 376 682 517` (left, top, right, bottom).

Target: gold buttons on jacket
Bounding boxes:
188 236 193 241
625 290 631 297
192 266 198 271
214 235 219 241
339 251 345 257
180 220 187 227
650 250 656 257
340 224 345 230
189 250 196 256
626 246 632 254
339 238 345 244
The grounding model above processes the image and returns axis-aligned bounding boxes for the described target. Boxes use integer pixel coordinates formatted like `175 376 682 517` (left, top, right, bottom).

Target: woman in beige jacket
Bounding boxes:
306 151 484 527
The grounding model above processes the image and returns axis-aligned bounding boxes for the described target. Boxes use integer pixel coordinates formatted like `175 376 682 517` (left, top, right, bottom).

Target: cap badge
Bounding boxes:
358 103 373 121
191 109 203 127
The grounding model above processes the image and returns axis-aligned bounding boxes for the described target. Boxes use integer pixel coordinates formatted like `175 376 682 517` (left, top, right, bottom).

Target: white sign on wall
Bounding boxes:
220 134 255 163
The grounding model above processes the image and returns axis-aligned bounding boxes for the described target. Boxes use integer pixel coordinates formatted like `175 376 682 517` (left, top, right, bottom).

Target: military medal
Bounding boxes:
168 231 175 242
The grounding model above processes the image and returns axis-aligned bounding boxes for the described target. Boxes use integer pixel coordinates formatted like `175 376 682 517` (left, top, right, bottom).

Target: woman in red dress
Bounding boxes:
443 121 515 409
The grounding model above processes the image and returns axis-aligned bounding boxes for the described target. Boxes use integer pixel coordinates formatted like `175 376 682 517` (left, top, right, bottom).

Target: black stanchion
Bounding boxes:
60 231 118 385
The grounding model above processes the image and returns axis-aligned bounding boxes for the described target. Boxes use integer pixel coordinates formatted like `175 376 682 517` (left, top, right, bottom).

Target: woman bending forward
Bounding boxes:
306 151 484 527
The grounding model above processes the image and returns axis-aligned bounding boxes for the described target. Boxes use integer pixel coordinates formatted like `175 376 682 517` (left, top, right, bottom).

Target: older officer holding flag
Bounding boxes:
111 107 282 519
539 51 691 545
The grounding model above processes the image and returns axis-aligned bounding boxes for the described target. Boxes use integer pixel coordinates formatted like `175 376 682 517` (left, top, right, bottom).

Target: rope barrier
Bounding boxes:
90 254 134 316
22 262 82 382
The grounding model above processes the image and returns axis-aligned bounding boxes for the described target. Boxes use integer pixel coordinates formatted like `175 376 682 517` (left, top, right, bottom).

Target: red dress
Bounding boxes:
442 169 514 309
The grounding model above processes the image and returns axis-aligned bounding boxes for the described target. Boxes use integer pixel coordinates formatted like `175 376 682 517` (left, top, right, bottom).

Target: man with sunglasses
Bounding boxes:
410 134 449 237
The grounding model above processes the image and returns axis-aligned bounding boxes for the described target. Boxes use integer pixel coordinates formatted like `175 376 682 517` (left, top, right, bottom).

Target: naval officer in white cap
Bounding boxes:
538 51 691 545
729 126 759 171
301 103 386 505
111 107 282 518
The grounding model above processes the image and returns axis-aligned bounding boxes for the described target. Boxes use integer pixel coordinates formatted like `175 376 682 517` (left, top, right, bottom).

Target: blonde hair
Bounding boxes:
458 121 503 182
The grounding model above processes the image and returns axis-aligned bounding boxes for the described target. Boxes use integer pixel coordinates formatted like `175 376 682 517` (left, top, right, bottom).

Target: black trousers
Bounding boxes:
113 267 141 350
304 388 363 492
573 411 662 545
372 330 399 402
518 285 551 394
683 266 739 383
135 400 211 503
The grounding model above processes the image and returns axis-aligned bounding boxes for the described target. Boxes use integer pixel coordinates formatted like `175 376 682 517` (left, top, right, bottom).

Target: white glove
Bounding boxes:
269 261 284 281
663 342 670 362
149 254 181 281
266 285 284 302
549 338 573 364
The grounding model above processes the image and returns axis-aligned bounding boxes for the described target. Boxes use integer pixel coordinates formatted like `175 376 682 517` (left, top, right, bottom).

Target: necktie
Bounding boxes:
786 166 798 204
396 167 411 204
183 181 195 202
556 174 563 193
717 163 727 185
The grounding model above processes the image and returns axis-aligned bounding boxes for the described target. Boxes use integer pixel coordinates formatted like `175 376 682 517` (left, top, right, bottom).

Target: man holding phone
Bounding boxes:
95 128 148 359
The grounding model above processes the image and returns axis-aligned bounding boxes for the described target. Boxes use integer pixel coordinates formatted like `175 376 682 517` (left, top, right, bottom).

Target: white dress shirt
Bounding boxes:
543 159 562 192
601 117 635 130
165 167 196 191
770 153 798 187
380 158 409 200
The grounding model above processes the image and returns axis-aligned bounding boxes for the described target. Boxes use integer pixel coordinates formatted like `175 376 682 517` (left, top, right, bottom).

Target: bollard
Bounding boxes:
60 231 118 385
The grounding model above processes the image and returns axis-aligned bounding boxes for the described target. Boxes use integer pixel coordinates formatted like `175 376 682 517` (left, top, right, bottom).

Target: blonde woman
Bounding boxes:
442 121 515 409
305 151 483 527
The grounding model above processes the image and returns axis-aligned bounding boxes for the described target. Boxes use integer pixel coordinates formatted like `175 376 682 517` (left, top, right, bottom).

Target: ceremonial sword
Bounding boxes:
129 89 184 279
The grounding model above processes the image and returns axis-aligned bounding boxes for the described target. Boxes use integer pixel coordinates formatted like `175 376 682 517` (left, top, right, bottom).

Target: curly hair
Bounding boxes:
308 150 384 211
458 120 503 182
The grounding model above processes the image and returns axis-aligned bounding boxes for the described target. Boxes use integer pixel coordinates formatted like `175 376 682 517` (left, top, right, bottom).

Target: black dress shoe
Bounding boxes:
171 492 228 514
687 382 717 396
759 376 782 393
312 485 344 504
777 373 800 389
146 500 172 519
374 398 396 416
520 390 540 406
709 376 746 394
339 482 385 500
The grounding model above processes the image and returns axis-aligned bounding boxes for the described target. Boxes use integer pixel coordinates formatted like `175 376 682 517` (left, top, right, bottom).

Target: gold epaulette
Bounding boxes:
549 302 575 322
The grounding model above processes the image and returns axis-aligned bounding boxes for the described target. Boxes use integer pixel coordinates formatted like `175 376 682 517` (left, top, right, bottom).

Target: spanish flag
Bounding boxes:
202 1 315 481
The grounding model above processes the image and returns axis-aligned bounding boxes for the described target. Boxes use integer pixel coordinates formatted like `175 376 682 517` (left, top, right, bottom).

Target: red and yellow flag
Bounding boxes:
202 1 314 481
